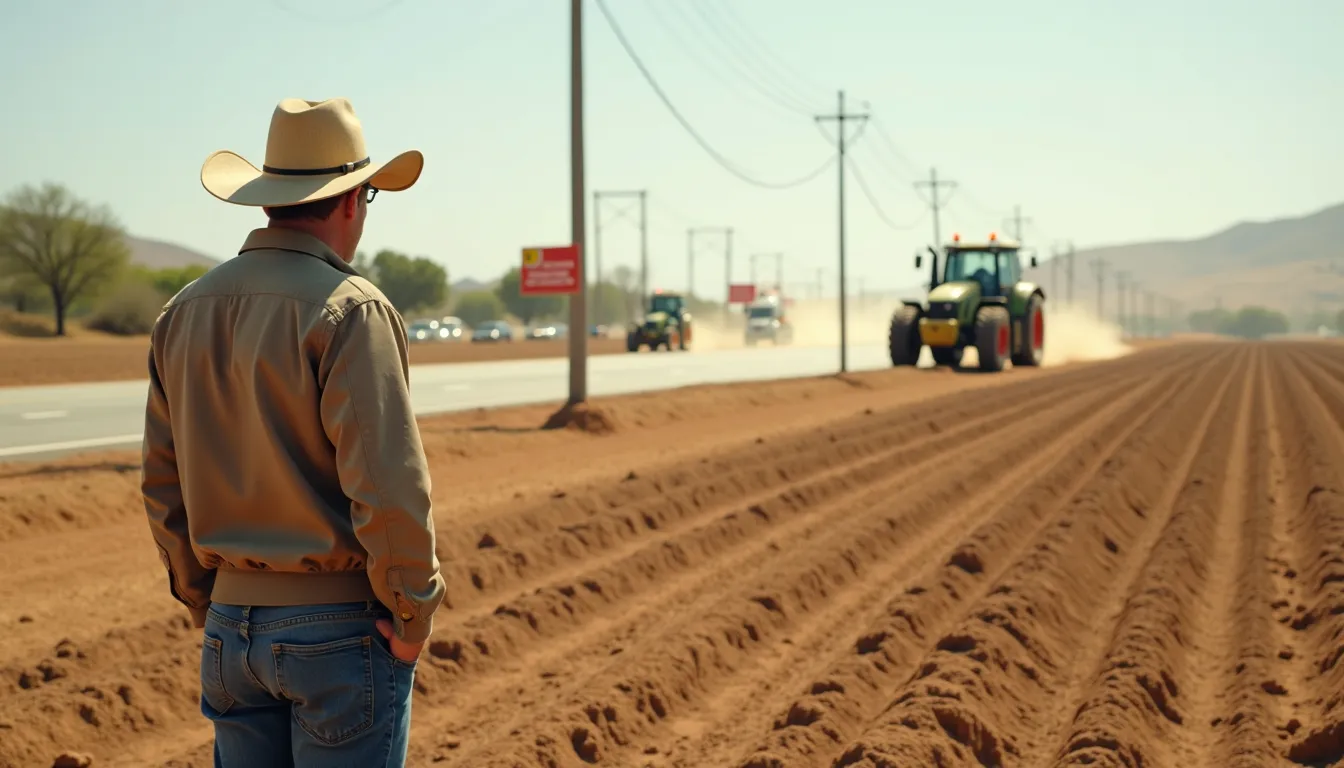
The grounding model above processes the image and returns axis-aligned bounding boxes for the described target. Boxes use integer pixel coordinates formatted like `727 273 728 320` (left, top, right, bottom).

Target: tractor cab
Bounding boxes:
647 291 686 317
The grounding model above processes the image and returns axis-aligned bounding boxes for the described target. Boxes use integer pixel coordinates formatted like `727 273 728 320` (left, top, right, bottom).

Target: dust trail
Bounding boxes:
1041 304 1132 367
687 298 907 351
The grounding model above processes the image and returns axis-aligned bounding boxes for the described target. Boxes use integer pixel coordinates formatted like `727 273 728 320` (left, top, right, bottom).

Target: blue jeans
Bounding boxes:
200 601 417 767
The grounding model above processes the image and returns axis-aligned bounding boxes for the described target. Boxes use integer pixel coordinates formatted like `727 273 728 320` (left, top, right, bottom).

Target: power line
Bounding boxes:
700 0 834 107
595 0 833 190
847 157 925 230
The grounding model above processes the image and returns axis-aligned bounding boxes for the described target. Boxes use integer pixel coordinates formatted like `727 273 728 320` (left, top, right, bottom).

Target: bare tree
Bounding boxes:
0 182 130 335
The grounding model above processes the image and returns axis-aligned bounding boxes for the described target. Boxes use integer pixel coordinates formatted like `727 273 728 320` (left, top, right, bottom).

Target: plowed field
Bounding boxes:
2 342 1343 768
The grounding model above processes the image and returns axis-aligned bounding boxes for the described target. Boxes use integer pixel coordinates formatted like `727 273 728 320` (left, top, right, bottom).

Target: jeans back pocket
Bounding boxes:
272 635 375 746
200 634 234 715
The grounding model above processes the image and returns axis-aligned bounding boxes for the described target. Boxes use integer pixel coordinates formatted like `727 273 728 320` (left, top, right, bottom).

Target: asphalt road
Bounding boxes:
0 343 896 461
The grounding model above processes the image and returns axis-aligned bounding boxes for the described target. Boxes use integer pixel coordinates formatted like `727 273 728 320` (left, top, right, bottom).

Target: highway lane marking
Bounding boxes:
20 410 69 420
0 433 143 458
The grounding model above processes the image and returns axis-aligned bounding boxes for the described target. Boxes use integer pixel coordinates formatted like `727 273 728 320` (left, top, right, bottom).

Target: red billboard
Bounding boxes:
520 245 580 296
728 283 757 304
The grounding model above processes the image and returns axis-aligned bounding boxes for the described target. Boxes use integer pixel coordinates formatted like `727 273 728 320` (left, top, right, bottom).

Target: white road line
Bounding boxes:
20 410 69 420
0 433 143 458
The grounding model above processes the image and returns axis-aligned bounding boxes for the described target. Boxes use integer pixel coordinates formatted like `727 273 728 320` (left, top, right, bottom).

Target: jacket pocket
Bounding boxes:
199 634 234 715
272 635 374 746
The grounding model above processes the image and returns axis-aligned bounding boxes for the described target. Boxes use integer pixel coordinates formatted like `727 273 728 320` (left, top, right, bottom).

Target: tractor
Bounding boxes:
627 289 693 352
889 233 1045 372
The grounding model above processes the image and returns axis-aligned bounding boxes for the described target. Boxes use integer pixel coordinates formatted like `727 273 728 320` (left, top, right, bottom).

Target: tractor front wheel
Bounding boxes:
626 333 641 353
1012 295 1045 367
888 305 922 366
975 305 1011 372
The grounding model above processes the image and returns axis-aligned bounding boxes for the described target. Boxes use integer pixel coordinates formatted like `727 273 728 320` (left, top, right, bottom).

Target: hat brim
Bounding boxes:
200 149 423 207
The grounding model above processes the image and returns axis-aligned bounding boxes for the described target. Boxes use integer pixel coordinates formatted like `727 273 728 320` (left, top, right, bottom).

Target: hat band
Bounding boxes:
262 157 371 176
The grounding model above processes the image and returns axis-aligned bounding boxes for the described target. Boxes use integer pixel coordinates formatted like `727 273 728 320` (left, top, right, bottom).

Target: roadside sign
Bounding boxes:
521 245 580 296
728 283 757 304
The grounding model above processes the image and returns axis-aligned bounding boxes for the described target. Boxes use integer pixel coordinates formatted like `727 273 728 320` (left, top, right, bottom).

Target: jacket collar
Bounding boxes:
238 227 357 276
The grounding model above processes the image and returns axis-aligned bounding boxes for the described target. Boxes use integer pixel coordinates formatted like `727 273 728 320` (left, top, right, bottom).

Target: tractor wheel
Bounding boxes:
626 333 640 353
678 324 687 350
1012 295 1045 367
931 347 963 368
975 305 1011 372
888 305 922 366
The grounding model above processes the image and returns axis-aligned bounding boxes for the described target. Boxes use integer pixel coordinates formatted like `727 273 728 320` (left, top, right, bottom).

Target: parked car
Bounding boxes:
526 322 567 340
407 319 451 343
438 316 466 340
471 320 513 342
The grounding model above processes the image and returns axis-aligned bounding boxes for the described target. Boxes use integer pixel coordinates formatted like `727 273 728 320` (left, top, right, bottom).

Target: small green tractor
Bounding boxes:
889 233 1046 372
627 289 693 352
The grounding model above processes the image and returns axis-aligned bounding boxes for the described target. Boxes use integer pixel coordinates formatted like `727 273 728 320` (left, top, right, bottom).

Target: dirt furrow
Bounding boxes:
1038 348 1249 766
1268 347 1344 764
435 354 1206 766
1187 347 1295 767
0 361 1121 767
818 345 1241 767
723 348 1219 768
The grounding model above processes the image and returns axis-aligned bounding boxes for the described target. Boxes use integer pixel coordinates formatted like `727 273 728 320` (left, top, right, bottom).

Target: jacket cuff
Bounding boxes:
188 603 210 628
396 612 434 644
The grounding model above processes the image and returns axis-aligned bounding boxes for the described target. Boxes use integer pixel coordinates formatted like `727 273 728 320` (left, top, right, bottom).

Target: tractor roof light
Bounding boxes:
952 233 961 242
988 232 998 242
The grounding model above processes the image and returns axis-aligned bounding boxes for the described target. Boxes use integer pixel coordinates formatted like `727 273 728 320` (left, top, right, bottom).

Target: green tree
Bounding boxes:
454 290 506 327
0 182 130 336
352 250 379 281
371 249 448 313
496 267 564 325
1221 306 1288 339
0 271 49 313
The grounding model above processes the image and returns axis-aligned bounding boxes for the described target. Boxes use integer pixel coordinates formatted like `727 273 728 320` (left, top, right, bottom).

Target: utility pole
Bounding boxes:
816 89 869 374
566 0 586 405
1145 291 1155 337
1091 258 1107 321
1066 242 1075 307
914 167 957 249
1115 271 1128 335
775 253 784 292
752 254 784 290
1005 205 1032 244
592 189 648 322
816 268 824 299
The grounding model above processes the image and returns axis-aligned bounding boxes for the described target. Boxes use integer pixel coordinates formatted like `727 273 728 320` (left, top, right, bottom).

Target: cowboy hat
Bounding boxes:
200 97 423 207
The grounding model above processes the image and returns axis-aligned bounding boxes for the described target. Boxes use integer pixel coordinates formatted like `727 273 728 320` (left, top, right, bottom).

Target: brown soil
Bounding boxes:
0 335 630 388
1 342 1341 768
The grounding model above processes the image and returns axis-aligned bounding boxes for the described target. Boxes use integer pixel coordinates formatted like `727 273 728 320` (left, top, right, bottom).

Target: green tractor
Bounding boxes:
627 289 693 352
889 233 1046 371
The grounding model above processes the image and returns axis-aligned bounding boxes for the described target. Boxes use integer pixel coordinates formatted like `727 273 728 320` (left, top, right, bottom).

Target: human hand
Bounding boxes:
375 618 425 664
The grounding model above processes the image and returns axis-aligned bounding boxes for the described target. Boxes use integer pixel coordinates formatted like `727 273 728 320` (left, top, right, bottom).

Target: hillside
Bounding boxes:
1024 201 1344 318
125 235 219 270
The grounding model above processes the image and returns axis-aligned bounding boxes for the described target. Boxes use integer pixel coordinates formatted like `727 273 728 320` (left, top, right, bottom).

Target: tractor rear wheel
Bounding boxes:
888 305 922 366
1012 294 1045 367
975 305 1011 372
626 332 640 353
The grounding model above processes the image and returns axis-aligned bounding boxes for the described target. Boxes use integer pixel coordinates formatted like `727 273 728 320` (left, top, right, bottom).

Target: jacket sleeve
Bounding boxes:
319 299 445 643
141 342 214 628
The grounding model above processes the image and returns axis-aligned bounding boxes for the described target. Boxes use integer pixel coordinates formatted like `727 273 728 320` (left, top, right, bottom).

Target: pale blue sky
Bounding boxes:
1 0 1338 300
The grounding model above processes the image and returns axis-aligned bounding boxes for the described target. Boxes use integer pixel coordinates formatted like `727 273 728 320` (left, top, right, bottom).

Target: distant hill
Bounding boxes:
125 235 220 270
1024 201 1344 319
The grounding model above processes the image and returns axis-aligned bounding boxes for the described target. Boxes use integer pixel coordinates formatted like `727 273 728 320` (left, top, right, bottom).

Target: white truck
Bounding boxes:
743 293 794 346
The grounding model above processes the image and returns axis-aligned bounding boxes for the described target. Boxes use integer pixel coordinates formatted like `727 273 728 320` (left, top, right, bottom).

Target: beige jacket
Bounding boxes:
140 227 444 643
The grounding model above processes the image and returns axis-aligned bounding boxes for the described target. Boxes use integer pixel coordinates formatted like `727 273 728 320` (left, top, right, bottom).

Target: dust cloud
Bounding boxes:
687 297 907 351
1040 304 1132 367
